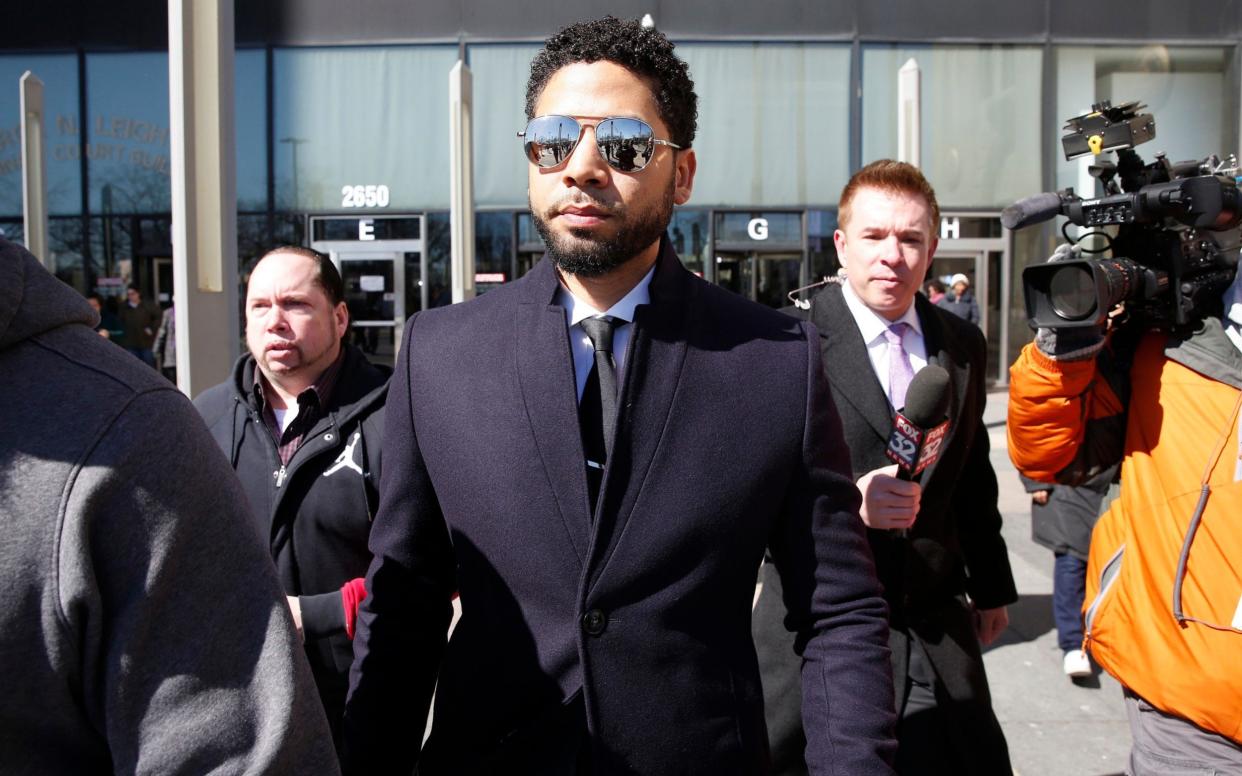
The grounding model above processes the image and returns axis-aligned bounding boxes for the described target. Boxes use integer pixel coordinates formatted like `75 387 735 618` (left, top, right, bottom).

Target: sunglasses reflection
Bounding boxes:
525 116 660 172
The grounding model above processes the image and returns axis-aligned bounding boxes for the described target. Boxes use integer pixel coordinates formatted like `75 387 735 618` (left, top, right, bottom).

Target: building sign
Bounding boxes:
939 214 1003 240
714 211 802 249
311 216 421 242
940 217 960 240
341 184 391 208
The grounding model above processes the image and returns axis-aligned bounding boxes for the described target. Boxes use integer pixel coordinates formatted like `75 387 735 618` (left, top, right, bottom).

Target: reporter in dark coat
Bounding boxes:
757 161 1015 775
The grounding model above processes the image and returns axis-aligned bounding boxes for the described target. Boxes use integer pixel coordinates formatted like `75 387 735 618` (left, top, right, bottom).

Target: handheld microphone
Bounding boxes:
885 365 952 482
1000 191 1066 230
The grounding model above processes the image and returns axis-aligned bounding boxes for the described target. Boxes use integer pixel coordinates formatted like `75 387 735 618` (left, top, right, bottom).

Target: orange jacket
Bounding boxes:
1008 320 1242 743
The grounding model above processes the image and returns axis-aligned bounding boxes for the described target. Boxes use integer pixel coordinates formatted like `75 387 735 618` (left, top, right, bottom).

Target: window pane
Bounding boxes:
87 52 172 214
669 209 709 276
469 44 539 208
475 210 513 281
1054 46 1232 193
862 45 1043 208
273 46 457 211
679 44 851 208
807 209 840 281
236 49 267 212
0 54 82 217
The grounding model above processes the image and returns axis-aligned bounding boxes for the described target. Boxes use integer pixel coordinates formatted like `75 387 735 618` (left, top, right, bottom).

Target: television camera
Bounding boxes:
1002 100 1241 330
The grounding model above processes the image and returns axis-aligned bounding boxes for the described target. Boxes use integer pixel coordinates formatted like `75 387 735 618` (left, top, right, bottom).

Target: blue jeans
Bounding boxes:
1053 552 1087 653
126 347 156 368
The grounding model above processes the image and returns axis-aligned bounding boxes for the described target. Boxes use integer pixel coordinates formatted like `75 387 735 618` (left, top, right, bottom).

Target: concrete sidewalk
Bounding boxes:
981 388 1130 776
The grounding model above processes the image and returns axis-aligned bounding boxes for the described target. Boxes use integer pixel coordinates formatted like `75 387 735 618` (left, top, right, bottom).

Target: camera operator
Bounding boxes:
1007 251 1242 773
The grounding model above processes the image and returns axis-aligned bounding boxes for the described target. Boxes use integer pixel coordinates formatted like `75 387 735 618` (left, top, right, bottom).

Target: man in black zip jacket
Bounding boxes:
194 246 389 757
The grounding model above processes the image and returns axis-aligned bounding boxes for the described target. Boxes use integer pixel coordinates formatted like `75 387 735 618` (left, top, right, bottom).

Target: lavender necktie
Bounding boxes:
884 322 915 411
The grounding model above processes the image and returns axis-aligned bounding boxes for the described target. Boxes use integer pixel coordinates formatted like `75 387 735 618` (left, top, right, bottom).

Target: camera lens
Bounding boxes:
1048 264 1098 320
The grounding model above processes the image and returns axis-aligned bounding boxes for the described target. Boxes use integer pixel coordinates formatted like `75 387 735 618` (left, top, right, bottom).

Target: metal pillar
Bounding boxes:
20 72 49 266
449 59 476 304
897 58 921 168
168 0 240 397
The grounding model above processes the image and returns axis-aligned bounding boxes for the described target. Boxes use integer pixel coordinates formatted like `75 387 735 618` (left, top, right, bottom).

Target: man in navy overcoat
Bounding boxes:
344 17 896 775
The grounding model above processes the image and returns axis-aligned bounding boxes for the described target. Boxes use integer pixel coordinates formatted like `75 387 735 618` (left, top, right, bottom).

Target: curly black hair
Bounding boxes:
525 16 698 149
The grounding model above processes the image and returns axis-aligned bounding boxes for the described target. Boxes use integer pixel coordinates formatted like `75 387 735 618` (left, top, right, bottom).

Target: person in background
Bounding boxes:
86 292 120 339
1022 469 1115 680
1 237 340 774
154 298 176 383
936 273 980 325
118 283 162 367
924 279 946 305
195 246 389 761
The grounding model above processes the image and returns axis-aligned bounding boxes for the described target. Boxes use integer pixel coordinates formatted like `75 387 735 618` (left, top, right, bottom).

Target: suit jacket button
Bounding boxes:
582 609 607 636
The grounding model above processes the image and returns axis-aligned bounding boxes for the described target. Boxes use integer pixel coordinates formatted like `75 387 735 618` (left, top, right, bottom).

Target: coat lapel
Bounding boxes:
515 258 591 563
913 295 969 487
811 285 893 443
585 237 691 591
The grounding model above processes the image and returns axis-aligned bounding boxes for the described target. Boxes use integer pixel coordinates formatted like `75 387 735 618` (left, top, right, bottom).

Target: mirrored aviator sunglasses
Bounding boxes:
518 115 682 173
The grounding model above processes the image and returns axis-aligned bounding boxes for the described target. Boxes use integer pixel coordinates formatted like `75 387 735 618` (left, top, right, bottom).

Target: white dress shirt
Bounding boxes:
555 265 656 401
840 282 929 408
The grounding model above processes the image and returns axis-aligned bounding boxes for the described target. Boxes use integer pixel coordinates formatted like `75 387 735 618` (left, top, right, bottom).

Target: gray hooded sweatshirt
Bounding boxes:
0 239 340 774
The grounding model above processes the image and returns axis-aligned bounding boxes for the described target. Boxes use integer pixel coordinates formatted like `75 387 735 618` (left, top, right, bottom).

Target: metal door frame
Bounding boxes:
311 216 424 354
936 211 1012 385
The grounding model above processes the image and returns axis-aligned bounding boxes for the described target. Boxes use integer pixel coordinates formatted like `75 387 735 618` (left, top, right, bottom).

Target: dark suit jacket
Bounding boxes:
344 238 897 775
805 284 1016 772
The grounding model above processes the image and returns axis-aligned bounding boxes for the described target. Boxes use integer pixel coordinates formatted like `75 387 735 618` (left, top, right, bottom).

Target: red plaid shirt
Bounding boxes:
253 350 345 466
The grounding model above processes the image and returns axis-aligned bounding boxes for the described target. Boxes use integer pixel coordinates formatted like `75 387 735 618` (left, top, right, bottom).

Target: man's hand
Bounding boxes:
856 464 921 530
974 605 1009 646
1031 489 1051 506
286 596 303 642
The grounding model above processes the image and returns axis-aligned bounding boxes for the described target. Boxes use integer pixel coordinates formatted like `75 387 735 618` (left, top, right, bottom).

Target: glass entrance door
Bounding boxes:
715 251 803 309
338 252 403 364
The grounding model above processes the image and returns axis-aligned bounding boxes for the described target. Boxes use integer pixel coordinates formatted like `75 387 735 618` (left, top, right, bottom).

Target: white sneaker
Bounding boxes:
1063 649 1092 678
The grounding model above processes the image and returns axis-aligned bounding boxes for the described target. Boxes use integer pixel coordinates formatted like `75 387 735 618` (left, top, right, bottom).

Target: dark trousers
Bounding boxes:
1053 552 1087 653
894 637 965 775
752 561 808 776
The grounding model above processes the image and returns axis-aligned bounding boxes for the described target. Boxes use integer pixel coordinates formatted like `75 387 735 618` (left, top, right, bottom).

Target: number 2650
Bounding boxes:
341 184 390 208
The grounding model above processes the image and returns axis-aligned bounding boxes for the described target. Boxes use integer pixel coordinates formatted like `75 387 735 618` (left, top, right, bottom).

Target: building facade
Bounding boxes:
4 0 1241 379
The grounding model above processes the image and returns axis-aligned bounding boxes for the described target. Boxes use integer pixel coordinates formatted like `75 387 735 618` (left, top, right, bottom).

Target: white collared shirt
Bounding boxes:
556 265 655 400
840 282 929 408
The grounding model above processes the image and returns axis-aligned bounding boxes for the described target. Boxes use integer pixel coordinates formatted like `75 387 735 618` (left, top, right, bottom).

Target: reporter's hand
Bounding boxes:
974 605 1009 646
287 596 304 642
856 464 921 530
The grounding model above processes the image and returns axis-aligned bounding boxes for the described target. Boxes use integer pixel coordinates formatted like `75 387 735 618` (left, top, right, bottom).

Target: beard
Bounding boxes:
531 181 674 278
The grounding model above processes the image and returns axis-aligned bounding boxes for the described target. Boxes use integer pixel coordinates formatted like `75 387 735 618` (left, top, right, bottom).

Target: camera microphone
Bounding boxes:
886 365 952 483
1001 191 1066 230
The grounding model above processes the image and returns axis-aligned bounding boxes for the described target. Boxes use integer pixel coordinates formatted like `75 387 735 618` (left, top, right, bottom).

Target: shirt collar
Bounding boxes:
556 264 656 326
252 347 345 412
840 280 923 344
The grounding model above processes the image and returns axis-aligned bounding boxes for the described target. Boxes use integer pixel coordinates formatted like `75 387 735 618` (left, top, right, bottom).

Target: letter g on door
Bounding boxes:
747 217 769 241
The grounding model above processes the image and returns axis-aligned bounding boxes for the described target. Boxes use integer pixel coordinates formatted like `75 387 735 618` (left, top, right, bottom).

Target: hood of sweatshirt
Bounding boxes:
0 238 97 353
